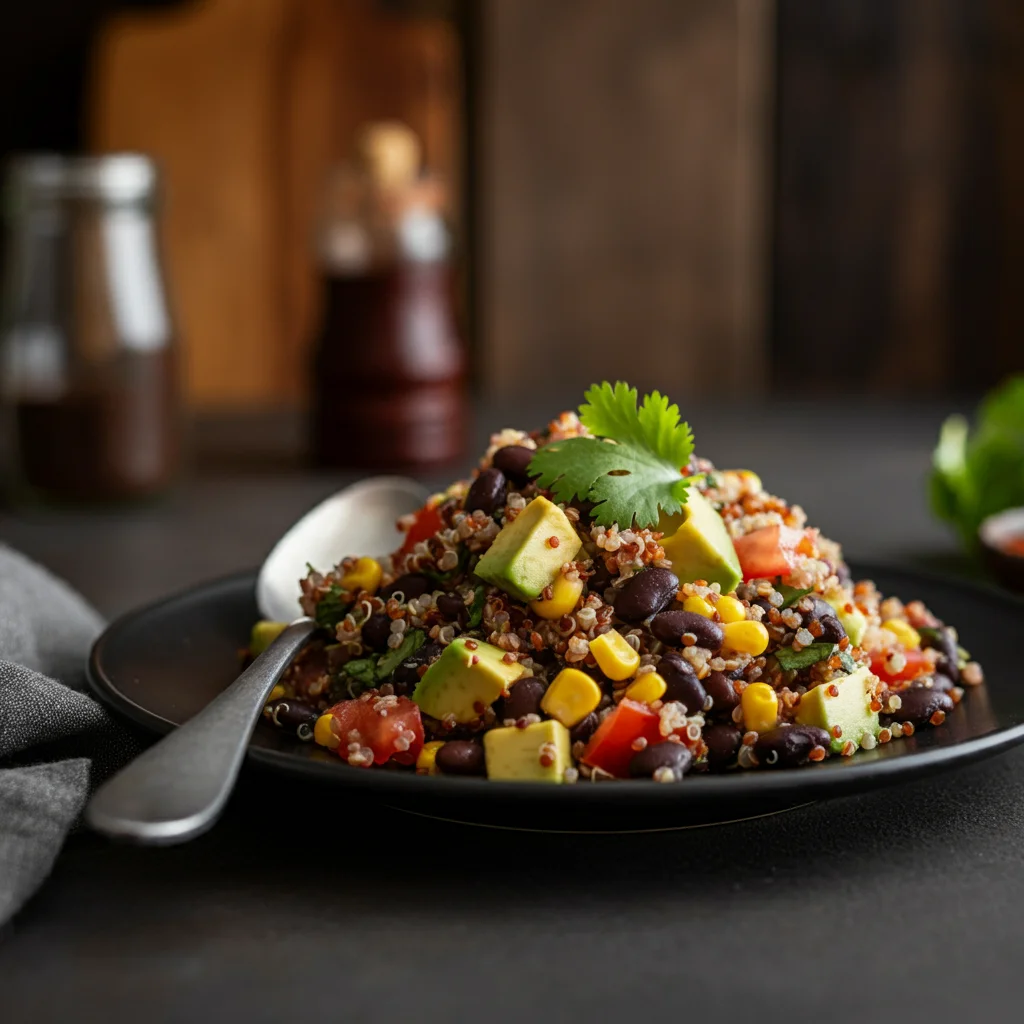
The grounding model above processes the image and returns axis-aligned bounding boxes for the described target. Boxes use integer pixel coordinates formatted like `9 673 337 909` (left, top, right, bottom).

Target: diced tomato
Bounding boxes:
328 692 424 766
582 699 665 778
400 502 445 554
869 648 930 686
733 524 806 581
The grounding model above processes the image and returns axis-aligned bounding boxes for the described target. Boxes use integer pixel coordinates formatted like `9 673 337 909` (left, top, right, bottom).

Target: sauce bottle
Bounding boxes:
0 154 180 503
309 123 466 472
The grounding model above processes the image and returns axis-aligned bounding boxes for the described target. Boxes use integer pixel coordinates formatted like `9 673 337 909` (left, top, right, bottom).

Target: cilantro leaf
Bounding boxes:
468 585 488 628
376 629 427 680
774 581 814 609
838 650 857 674
314 583 350 631
528 381 695 528
775 642 835 671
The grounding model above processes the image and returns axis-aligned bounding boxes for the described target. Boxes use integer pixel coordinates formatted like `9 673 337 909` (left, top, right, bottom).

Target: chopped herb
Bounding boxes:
424 547 470 586
529 381 695 528
314 583 350 631
376 629 427 680
838 650 857 674
468 585 488 628
775 642 835 671
774 580 814 610
342 656 380 697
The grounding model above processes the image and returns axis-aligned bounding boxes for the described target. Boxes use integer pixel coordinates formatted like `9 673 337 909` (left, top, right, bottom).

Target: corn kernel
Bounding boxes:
624 672 667 705
416 740 445 774
683 595 715 618
741 681 778 733
341 556 383 595
314 712 338 749
589 629 641 681
716 595 746 624
529 574 585 620
721 619 769 655
541 668 603 727
269 683 286 702
882 618 921 649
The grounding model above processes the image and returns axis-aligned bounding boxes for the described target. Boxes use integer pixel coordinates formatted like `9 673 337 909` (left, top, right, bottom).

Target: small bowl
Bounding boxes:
978 507 1024 592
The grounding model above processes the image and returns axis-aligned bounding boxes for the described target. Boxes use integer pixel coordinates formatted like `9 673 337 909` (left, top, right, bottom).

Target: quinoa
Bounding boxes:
256 409 985 784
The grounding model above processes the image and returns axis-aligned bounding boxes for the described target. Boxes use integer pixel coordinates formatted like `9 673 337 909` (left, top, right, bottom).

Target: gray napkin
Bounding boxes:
0 544 140 926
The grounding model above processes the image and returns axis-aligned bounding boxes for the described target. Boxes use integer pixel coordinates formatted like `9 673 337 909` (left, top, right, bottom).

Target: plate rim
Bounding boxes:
86 562 1024 806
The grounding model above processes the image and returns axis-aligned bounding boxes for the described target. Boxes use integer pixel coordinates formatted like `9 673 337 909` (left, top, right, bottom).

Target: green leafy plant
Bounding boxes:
375 629 426 680
775 642 835 672
314 583 350 631
930 376 1024 547
467 585 488 628
529 381 695 529
775 581 813 610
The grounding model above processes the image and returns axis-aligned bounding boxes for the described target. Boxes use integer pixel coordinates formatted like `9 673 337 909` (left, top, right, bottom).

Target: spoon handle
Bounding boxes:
87 617 317 844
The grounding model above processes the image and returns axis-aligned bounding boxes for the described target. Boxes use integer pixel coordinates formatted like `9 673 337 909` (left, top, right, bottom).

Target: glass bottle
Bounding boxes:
309 122 466 472
0 154 180 503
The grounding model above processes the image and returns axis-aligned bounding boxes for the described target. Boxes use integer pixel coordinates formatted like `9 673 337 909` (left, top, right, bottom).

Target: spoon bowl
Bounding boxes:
256 476 428 621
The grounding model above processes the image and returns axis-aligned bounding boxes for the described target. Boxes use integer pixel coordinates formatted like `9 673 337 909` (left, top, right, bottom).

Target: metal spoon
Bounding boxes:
86 475 428 844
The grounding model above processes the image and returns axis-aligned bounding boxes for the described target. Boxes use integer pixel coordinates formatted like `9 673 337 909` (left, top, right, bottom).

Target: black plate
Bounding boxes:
87 564 1024 831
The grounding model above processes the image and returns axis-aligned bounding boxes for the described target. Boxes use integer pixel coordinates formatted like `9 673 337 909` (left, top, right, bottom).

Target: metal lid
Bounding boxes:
4 154 158 208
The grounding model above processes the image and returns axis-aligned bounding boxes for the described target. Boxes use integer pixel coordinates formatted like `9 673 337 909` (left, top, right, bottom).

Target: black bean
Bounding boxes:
381 573 431 602
587 561 612 596
532 647 557 667
361 612 393 652
465 467 507 516
930 672 956 692
263 698 319 741
920 626 960 683
650 610 724 652
497 677 546 722
703 723 743 771
391 641 444 686
436 592 467 623
703 670 741 719
752 596 774 616
836 561 853 586
614 567 680 623
754 724 830 768
436 739 486 776
801 596 836 622
817 614 846 644
571 712 600 743
491 445 536 485
629 741 693 781
881 687 955 728
658 652 709 714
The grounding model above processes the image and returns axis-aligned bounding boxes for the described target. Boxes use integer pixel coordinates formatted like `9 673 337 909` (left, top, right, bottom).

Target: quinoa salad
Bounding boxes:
253 382 984 783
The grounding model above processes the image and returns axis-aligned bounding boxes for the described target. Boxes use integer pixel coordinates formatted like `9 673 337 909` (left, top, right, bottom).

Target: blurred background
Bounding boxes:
1 0 1023 494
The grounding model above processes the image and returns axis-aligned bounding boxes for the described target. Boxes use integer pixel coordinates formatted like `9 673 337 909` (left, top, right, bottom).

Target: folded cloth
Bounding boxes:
0 544 140 926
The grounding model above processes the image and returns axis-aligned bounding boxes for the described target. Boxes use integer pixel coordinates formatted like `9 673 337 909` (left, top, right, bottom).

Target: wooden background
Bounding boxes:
89 0 461 408
774 0 1024 395
75 0 1024 409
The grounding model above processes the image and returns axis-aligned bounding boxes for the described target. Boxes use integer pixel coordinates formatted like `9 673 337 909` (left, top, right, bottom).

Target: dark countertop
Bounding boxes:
1 399 1014 1023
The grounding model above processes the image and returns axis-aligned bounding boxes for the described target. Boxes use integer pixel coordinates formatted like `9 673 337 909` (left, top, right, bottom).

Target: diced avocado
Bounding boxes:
250 620 287 656
658 489 742 594
483 719 572 782
412 638 526 723
824 594 867 647
474 496 582 602
795 665 880 752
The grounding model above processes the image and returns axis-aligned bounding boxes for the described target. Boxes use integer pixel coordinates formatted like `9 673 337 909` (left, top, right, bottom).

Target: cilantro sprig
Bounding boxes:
528 382 695 529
